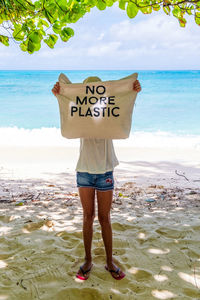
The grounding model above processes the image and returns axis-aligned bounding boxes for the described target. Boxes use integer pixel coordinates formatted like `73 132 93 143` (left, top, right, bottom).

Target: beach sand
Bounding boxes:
0 145 200 299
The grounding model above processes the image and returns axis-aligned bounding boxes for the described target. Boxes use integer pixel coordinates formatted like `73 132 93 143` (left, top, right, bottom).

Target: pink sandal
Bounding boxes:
105 265 126 280
76 263 93 280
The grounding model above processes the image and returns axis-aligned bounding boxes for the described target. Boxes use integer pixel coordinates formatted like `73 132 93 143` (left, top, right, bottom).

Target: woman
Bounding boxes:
52 75 141 280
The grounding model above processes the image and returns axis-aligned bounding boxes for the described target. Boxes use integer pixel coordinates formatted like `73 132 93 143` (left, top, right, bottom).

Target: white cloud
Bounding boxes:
97 33 105 40
109 14 200 52
0 7 200 69
88 41 121 56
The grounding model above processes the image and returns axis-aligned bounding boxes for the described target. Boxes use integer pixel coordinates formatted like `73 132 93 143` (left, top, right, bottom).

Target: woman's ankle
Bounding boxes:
106 257 114 265
84 256 92 263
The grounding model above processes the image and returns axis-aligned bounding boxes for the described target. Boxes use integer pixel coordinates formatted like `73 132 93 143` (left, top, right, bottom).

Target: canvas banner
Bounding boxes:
56 72 138 139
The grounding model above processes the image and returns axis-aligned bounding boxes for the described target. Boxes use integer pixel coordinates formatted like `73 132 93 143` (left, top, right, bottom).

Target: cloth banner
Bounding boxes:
56 72 138 139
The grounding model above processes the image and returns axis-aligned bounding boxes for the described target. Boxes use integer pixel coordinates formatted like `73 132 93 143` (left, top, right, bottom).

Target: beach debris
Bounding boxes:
148 184 164 189
15 200 26 206
117 192 129 198
45 219 54 227
175 170 189 181
145 198 156 203
148 185 157 188
186 190 198 195
64 199 73 206
16 279 27 290
0 198 13 203
113 196 122 205
122 181 136 188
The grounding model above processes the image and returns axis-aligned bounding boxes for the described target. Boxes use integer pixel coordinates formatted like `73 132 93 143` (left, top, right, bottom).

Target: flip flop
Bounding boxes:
76 263 93 280
105 265 126 280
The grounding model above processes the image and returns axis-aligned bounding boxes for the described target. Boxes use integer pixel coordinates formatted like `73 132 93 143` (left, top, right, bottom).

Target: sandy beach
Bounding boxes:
0 145 200 299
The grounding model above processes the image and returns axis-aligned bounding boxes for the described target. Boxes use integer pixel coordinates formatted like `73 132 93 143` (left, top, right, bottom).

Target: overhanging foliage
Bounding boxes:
0 0 200 53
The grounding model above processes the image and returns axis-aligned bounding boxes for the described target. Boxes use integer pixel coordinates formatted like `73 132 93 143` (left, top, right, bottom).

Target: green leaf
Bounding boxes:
152 4 160 11
163 5 170 15
126 2 138 18
105 0 114 7
38 19 49 28
83 0 97 6
20 41 28 52
119 0 126 10
0 35 9 46
44 9 54 24
140 5 152 14
53 22 62 34
172 6 182 18
29 31 41 43
27 40 36 53
186 7 192 15
56 0 69 11
27 19 35 27
195 12 200 25
96 0 107 10
44 34 58 48
38 29 46 36
179 17 187 27
34 0 41 10
13 24 25 41
60 27 74 41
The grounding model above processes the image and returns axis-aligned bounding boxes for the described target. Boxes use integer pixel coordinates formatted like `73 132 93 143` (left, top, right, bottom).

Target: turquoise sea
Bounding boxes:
0 70 200 147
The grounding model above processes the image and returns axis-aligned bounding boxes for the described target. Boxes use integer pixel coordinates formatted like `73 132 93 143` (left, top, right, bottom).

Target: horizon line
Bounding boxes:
0 69 200 71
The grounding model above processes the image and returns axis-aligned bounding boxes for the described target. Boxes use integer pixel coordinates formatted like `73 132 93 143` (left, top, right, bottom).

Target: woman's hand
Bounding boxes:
133 80 141 92
52 82 60 96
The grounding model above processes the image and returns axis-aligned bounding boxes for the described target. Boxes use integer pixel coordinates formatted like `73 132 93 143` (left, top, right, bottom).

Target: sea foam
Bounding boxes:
0 127 200 149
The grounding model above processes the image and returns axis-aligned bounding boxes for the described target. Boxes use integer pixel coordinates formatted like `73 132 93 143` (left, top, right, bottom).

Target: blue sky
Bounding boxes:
0 2 200 70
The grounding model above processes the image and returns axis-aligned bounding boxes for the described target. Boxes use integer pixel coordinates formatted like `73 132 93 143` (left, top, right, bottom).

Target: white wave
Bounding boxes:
0 127 200 149
114 130 200 149
0 126 79 147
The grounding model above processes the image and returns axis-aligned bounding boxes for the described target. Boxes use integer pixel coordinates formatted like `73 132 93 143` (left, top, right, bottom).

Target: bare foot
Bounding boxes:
77 261 93 278
106 262 125 279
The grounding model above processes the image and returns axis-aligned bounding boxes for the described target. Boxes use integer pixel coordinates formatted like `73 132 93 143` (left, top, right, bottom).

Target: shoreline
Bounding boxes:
0 145 199 186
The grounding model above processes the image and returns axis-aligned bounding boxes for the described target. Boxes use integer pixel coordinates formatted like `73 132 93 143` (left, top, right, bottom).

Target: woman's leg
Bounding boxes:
97 190 124 278
77 187 95 277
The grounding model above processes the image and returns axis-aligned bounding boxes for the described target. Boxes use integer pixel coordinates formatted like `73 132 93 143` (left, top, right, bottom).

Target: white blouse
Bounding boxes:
75 138 119 174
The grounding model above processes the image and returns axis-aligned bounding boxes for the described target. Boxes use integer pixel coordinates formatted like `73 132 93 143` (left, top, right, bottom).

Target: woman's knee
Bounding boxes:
83 213 95 223
98 214 111 225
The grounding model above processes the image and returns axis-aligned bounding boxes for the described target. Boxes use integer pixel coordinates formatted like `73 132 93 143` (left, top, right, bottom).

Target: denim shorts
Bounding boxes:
76 171 114 191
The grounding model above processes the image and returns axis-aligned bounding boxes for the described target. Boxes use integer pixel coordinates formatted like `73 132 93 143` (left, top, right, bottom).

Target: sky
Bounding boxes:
0 2 200 70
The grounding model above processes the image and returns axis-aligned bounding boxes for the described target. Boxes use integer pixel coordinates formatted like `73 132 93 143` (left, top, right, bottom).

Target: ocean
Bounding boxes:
0 70 200 148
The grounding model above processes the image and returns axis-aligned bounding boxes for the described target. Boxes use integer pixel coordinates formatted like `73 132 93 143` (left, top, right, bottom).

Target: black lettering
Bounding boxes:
107 107 110 117
85 107 92 117
76 96 87 105
108 96 115 105
93 107 100 117
99 97 107 105
78 107 85 117
102 107 107 117
96 85 106 95
112 107 120 117
71 106 78 116
88 96 98 105
86 86 95 94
